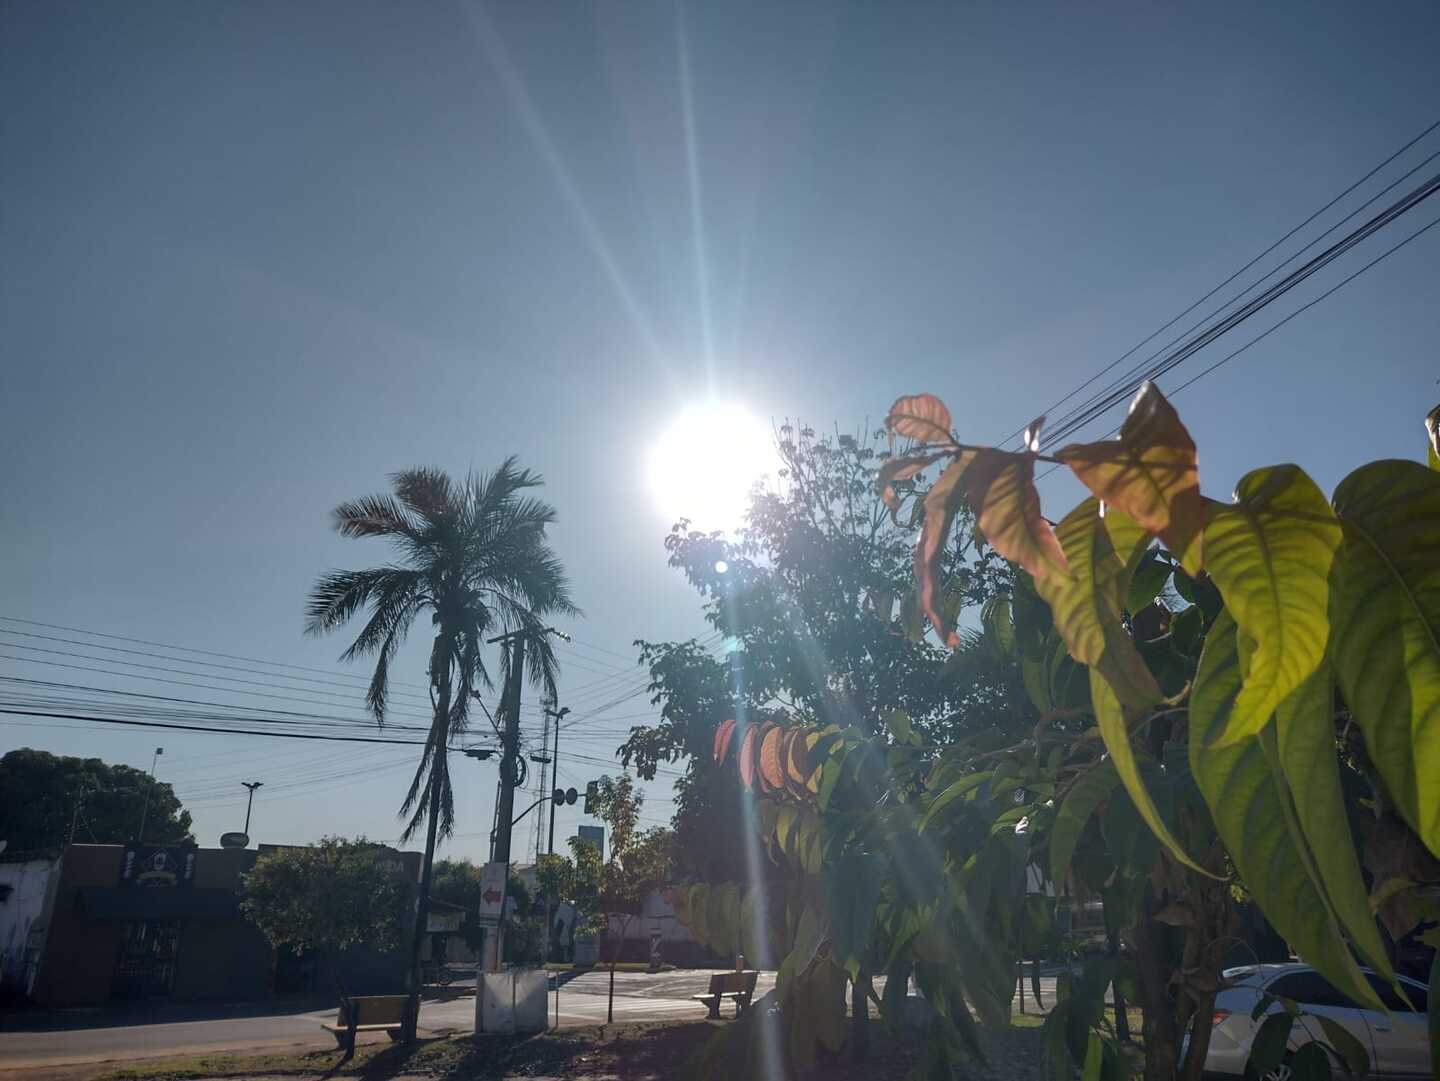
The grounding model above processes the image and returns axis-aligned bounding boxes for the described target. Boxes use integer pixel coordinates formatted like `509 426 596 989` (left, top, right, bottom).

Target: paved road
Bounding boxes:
0 970 779 1070
0 969 1086 1070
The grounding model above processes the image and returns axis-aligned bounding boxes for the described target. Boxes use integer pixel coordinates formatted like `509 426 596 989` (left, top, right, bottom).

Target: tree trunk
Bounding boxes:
402 655 451 1043
850 971 870 1060
1135 883 1181 1081
607 915 627 1023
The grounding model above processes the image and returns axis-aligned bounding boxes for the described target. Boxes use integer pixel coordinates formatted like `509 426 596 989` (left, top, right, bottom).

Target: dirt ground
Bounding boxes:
10 1018 1048 1081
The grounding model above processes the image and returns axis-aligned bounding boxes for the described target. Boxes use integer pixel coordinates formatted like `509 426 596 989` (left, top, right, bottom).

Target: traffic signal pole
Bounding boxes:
544 706 569 855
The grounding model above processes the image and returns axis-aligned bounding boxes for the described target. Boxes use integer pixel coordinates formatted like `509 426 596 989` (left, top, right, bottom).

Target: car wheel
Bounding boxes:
1262 1058 1294 1081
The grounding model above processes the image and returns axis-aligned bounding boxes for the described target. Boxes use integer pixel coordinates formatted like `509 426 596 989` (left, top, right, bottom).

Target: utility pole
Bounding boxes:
482 624 567 971
136 747 163 843
544 706 570 855
241 781 263 835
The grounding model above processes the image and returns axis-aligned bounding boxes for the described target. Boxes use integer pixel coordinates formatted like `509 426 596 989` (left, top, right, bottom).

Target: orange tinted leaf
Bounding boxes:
1427 403 1439 471
738 724 761 789
878 452 948 523
713 718 737 764
963 448 1068 582
885 394 953 446
913 453 978 646
759 724 786 793
1056 382 1203 573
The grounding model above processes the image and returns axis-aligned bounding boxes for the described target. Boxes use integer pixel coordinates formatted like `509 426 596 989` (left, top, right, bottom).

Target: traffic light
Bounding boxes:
583 780 599 816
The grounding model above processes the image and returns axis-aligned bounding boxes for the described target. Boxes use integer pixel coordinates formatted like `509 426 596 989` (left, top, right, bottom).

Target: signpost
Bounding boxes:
119 845 196 888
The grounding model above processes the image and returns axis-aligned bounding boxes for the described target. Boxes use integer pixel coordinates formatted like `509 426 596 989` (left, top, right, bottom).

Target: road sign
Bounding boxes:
479 860 507 919
565 787 577 805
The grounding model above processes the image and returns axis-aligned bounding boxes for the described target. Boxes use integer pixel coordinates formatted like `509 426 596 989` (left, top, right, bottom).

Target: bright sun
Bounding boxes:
649 401 777 531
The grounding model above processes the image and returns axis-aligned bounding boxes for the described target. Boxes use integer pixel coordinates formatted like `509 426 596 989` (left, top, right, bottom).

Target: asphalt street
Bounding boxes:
0 970 1075 1070
0 969 780 1070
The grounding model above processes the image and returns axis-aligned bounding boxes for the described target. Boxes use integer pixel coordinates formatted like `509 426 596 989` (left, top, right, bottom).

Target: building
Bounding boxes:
22 842 421 1006
0 857 54 996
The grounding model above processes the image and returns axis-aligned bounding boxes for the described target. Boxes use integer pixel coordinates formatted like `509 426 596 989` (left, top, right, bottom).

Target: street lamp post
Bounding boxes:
136 747 163 843
242 781 263 835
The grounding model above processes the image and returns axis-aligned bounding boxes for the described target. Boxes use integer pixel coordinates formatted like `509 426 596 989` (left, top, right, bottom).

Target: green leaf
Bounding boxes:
984 594 1017 654
1314 1015 1369 1077
921 771 991 833
1201 465 1341 746
1190 611 1385 1012
1274 663 1395 980
1329 460 1440 851
1128 552 1171 614
1246 1012 1295 1080
1022 655 1054 713
827 850 884 978
1089 667 1211 876
1049 761 1119 886
1037 498 1163 708
1289 1041 1334 1081
1428 949 1440 1081
1426 403 1439 472
1081 1030 1104 1081
818 755 845 812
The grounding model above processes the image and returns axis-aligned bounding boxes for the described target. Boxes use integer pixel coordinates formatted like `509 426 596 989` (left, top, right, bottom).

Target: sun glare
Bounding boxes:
649 401 777 531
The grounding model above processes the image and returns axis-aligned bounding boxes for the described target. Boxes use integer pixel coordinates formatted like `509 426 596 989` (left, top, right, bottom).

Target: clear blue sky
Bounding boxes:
2 2 1437 864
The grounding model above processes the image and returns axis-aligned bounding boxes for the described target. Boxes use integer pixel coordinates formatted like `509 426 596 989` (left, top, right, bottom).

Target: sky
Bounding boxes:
2 1 1438 865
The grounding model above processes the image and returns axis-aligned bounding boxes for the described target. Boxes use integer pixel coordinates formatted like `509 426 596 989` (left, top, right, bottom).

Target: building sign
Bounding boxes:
119 846 196 889
478 861 507 920
427 909 464 934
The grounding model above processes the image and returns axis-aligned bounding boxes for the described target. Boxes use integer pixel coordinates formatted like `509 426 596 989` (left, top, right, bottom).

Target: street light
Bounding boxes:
241 781 263 835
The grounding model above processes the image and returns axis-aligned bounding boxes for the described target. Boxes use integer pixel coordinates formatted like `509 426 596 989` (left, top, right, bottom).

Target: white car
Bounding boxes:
1185 963 1431 1079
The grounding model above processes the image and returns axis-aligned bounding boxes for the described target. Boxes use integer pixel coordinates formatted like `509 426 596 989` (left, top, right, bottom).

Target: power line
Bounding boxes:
0 707 459 747
1034 210 1440 478
0 614 433 692
1038 166 1440 448
999 118 1440 447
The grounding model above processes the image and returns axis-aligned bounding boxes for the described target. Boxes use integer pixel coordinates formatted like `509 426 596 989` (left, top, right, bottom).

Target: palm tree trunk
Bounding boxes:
402 774 444 1042
402 659 451 1043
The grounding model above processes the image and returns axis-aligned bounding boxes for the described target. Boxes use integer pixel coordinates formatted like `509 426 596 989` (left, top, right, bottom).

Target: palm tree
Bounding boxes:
305 459 577 1037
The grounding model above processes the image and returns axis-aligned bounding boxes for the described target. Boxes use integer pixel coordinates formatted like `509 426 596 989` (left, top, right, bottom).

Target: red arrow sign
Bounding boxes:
482 887 503 905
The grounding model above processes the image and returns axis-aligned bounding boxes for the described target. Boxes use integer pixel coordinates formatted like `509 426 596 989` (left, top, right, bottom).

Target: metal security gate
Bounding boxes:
112 920 181 999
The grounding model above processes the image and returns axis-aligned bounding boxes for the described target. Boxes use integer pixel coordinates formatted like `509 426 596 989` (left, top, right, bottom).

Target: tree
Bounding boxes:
622 427 1021 886
239 836 414 960
680 388 1440 1081
305 460 578 1039
585 775 673 1020
0 748 193 854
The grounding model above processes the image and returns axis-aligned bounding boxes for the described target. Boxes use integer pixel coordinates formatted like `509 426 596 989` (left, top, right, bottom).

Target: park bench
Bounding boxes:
321 993 408 1050
692 970 758 1019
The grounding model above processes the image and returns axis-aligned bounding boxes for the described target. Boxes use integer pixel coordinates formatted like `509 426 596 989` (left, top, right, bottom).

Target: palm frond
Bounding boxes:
392 467 456 524
331 494 423 541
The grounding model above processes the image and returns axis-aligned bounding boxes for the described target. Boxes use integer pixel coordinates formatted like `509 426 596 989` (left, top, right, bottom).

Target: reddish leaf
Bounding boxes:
1056 382 1203 573
878 452 948 523
759 724 787 794
885 394 953 447
913 453 978 646
738 724 761 789
962 448 1069 582
713 718 737 765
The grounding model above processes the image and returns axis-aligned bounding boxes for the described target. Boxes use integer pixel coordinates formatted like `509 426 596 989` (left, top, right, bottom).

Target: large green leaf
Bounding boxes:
1049 760 1119 886
1089 668 1210 875
1274 663 1395 980
1329 460 1440 853
1037 498 1163 708
1189 611 1384 1011
1201 465 1340 746
826 850 884 979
